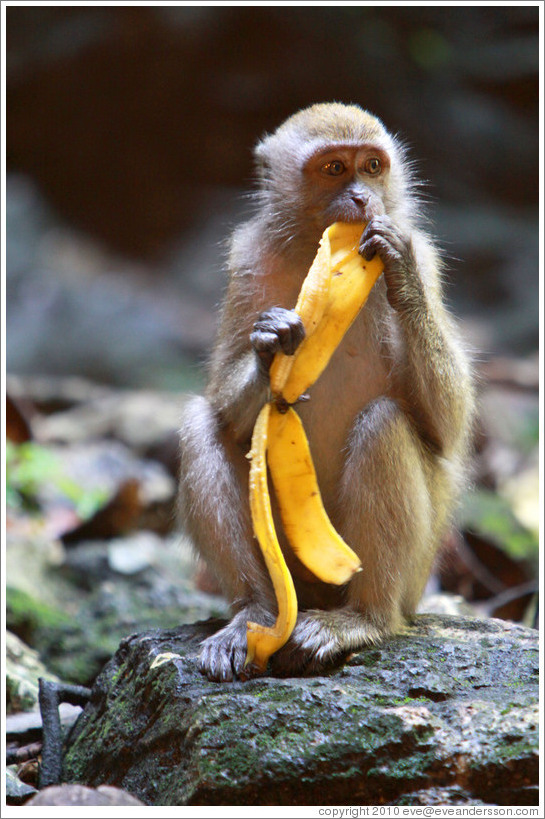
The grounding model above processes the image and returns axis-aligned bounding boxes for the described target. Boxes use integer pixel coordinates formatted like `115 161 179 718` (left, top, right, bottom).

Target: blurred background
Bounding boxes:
4 3 540 759
6 4 539 387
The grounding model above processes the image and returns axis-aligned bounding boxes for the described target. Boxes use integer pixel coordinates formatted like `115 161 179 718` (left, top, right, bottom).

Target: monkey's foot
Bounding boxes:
270 609 384 677
199 607 273 683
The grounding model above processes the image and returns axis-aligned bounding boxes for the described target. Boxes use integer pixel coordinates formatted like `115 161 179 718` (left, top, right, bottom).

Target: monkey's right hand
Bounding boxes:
250 307 305 374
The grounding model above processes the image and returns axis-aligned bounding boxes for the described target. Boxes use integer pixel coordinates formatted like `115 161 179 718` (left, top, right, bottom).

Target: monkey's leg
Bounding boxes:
178 395 276 682
271 397 436 676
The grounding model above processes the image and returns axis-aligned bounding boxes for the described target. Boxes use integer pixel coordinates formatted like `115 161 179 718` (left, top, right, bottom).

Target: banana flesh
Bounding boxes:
246 221 382 673
273 222 384 405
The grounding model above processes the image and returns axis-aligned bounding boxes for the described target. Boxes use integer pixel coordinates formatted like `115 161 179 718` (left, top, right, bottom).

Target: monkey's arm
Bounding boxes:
206 274 267 443
360 217 474 456
207 272 304 444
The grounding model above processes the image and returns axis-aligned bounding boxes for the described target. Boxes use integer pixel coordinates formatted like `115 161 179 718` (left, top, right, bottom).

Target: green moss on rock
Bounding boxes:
62 615 539 806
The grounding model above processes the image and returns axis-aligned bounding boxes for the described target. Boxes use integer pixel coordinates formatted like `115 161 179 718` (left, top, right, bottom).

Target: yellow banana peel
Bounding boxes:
246 402 298 672
269 228 334 394
246 222 383 673
267 404 362 585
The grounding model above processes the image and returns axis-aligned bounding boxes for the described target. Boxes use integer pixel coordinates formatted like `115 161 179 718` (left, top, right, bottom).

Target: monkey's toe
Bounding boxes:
270 620 342 677
199 646 235 683
238 661 266 682
271 610 382 677
198 622 251 683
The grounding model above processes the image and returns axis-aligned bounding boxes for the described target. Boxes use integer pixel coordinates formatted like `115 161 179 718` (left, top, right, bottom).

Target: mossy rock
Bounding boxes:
62 614 539 806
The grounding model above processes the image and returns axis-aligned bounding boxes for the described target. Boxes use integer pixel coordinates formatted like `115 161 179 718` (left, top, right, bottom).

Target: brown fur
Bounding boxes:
178 103 475 682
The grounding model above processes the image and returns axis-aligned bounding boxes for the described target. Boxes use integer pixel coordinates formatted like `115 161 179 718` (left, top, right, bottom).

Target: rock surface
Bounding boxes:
25 784 144 806
5 767 37 804
62 614 539 806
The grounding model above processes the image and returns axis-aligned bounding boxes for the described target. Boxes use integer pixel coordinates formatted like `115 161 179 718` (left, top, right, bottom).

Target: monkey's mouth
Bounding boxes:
326 198 384 226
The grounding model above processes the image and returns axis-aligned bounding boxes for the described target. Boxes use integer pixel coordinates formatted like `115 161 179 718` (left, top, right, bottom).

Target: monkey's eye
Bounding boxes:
364 157 382 175
321 160 346 176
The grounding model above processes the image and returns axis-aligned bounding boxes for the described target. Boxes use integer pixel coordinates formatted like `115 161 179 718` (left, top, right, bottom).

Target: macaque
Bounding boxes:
178 102 474 682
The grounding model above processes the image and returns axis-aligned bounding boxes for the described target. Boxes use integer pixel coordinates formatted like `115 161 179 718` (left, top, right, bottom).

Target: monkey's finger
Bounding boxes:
360 234 405 267
359 223 384 260
360 219 409 258
359 213 393 234
359 215 394 242
360 244 377 262
250 330 280 353
359 235 391 263
276 318 306 355
252 312 305 356
262 316 305 355
254 307 303 329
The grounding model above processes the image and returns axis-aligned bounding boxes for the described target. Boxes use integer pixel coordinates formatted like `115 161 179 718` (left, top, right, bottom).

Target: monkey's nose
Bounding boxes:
351 194 368 208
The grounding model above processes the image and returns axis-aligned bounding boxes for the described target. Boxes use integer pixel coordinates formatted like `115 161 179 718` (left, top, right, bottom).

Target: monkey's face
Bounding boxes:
302 145 391 231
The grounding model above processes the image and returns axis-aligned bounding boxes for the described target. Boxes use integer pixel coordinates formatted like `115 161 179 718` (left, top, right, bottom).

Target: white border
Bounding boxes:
1 2 543 817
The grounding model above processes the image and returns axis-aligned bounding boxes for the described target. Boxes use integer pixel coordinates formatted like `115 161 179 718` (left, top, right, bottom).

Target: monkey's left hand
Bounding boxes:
359 216 424 313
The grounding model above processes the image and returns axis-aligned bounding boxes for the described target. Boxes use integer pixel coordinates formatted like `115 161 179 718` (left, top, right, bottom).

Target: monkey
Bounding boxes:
178 102 474 683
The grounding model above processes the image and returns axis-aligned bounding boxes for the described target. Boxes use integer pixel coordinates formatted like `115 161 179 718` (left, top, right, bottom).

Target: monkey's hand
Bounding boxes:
250 307 305 374
359 216 423 313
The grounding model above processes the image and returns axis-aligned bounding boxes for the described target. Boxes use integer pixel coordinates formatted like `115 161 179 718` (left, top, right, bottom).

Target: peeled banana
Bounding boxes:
271 222 384 404
246 221 383 673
